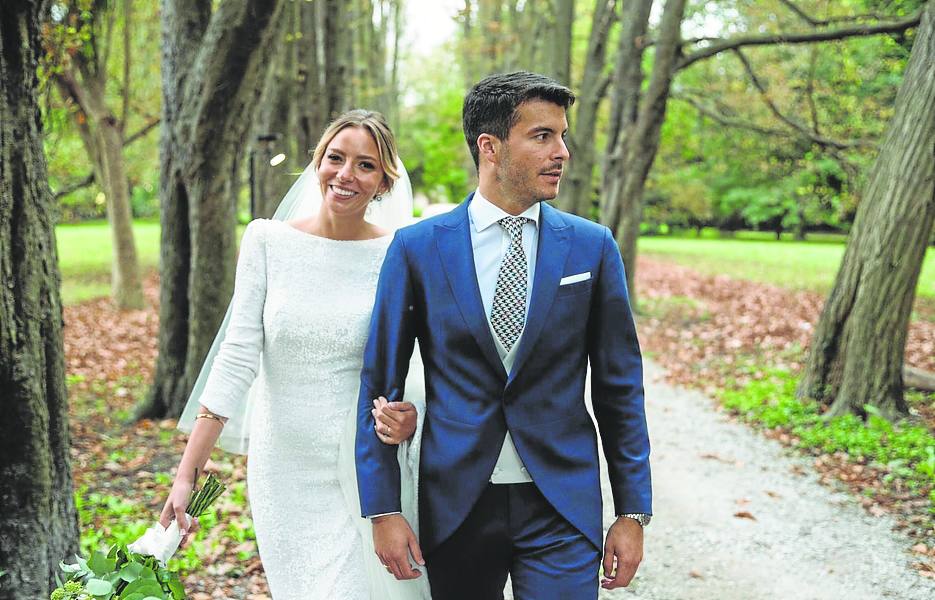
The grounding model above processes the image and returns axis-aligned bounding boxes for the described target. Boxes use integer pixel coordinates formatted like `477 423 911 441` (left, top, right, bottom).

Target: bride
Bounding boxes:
160 110 431 599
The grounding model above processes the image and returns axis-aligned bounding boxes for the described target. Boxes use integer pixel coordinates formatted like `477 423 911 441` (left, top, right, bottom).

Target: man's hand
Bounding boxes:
372 397 417 445
372 514 424 580
601 516 643 589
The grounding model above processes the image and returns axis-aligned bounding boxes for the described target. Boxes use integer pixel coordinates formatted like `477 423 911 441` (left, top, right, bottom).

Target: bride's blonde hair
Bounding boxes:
311 109 400 194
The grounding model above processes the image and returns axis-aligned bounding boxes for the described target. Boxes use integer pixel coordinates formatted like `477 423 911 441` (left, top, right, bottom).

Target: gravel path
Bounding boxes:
506 360 935 599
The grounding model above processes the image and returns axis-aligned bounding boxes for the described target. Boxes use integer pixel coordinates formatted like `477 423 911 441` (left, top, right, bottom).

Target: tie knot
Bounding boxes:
499 216 528 239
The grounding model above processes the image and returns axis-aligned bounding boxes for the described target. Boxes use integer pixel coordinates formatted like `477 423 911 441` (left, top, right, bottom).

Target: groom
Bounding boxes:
356 71 652 599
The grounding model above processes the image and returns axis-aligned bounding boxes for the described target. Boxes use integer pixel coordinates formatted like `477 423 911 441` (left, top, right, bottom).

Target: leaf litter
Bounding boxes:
63 259 935 593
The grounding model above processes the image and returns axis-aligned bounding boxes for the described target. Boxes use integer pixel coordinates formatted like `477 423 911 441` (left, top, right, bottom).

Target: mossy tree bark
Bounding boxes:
0 0 80 595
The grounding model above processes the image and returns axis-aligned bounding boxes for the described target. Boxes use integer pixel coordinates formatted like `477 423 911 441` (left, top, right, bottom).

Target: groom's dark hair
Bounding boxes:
462 71 575 169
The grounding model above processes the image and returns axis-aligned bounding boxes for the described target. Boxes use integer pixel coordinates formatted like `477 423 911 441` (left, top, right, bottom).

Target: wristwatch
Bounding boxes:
620 513 651 528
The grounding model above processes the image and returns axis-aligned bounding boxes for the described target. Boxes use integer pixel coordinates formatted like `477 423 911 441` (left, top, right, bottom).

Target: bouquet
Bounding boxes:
51 474 225 600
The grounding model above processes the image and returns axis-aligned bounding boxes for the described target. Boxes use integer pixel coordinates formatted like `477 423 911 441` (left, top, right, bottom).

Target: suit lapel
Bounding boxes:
507 203 572 388
435 195 508 381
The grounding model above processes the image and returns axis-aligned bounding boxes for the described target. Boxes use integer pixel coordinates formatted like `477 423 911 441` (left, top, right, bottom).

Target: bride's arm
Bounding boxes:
159 408 227 536
160 220 269 537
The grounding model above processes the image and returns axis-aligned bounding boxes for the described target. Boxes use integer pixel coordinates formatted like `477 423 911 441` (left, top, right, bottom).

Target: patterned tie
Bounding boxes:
490 216 530 352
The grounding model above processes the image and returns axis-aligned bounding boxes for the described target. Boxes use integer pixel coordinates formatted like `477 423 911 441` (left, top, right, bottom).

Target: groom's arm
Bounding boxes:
589 226 651 589
356 231 417 517
587 226 652 516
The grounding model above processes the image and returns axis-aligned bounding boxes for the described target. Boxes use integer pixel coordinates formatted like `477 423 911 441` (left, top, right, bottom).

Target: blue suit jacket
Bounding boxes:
356 195 651 553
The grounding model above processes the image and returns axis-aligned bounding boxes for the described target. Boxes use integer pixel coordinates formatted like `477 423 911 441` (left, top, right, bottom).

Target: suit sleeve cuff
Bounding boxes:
367 511 402 519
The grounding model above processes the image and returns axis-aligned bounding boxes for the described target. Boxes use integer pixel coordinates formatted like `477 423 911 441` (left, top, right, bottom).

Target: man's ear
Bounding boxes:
477 133 500 166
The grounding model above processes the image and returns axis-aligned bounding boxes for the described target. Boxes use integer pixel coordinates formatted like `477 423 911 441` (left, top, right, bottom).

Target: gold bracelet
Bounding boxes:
195 412 224 424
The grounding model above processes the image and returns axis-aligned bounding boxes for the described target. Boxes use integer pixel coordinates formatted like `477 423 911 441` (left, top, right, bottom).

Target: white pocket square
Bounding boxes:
559 272 591 286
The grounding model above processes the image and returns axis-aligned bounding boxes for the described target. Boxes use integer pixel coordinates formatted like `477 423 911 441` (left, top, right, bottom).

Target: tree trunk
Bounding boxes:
460 0 476 89
797 2 935 420
479 0 504 73
252 5 295 218
549 0 574 85
0 1 80 596
794 202 807 241
599 0 652 218
142 0 284 420
323 0 350 119
603 0 687 296
559 0 616 216
388 0 402 126
904 366 935 392
294 0 326 160
52 46 144 310
97 107 144 309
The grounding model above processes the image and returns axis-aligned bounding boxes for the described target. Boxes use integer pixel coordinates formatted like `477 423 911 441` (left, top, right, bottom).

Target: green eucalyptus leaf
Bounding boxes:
59 561 81 573
167 578 185 599
119 561 144 582
88 551 117 576
121 578 164 596
140 565 157 580
75 555 90 573
84 578 112 595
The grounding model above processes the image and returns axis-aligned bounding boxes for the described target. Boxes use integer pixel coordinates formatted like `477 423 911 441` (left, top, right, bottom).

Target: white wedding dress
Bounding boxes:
197 219 429 600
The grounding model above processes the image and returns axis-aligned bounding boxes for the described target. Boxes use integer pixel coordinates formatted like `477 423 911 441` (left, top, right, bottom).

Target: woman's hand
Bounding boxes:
372 397 418 445
159 476 199 546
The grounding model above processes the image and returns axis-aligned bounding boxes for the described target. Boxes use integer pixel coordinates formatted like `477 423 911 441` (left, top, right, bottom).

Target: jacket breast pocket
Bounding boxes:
556 278 593 298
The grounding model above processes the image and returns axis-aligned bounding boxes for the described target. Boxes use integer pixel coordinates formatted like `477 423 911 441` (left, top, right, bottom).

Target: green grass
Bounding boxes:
640 235 935 299
56 220 935 306
57 220 161 305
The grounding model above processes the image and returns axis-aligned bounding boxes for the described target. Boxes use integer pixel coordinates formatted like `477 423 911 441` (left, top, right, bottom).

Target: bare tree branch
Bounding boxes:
679 36 722 46
678 10 922 71
777 0 896 27
123 117 160 145
675 93 865 197
777 0 823 26
53 174 96 200
805 44 820 135
733 48 876 150
597 70 612 101
52 117 160 199
673 93 795 138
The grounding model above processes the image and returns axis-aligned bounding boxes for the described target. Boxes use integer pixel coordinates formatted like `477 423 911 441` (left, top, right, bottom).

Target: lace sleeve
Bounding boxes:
197 220 268 418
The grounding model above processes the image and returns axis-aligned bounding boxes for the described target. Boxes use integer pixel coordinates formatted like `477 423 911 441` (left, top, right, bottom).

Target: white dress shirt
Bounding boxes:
469 190 538 484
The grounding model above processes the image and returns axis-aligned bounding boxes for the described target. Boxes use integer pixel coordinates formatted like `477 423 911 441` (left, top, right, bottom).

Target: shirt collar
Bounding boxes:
469 189 541 233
